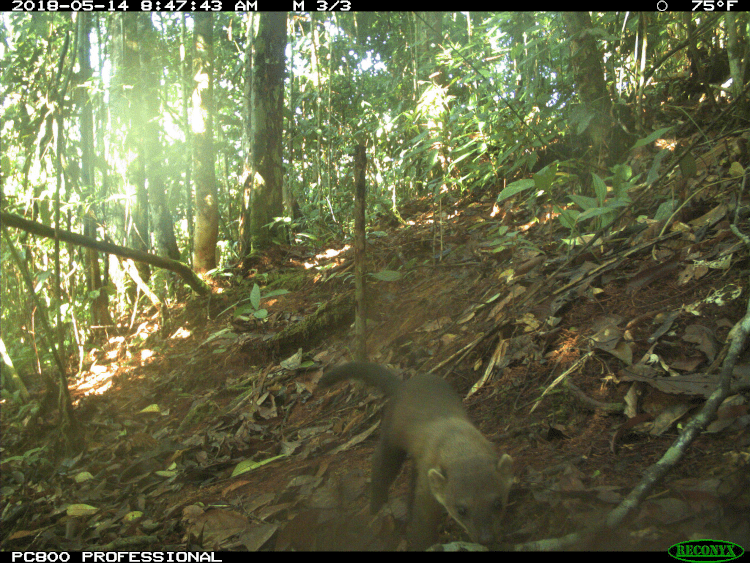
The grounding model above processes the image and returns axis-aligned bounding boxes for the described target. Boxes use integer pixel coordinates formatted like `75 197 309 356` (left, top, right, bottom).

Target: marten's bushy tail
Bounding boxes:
319 362 401 396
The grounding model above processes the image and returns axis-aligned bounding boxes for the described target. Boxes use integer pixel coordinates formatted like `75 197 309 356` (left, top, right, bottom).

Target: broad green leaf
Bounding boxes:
370 270 402 282
578 207 617 222
568 195 599 211
647 149 670 184
533 162 558 192
633 127 672 148
680 153 698 178
234 304 256 318
554 206 579 229
250 284 261 310
729 161 744 177
654 200 679 221
496 179 535 202
592 174 607 205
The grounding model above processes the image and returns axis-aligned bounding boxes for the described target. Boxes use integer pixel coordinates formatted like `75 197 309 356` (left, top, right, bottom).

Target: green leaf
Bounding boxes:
263 289 290 299
124 511 144 522
67 504 99 517
679 153 697 177
633 127 672 148
250 284 261 310
568 195 599 211
234 304 256 318
34 270 52 293
533 161 558 192
370 270 402 282
611 164 633 192
654 200 678 221
231 454 286 478
74 472 94 483
2 446 43 465
554 206 579 229
578 206 616 222
496 179 535 202
647 149 670 184
591 174 607 205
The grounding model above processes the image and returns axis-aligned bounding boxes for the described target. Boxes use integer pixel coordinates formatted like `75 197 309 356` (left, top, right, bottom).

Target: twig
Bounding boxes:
515 174 750 547
605 171 750 529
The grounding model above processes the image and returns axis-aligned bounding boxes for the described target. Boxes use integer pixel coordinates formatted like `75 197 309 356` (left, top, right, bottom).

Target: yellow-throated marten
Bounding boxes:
319 362 513 550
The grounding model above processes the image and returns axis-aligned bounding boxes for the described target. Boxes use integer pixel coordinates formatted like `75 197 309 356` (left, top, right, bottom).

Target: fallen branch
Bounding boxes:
1 212 210 295
515 175 750 549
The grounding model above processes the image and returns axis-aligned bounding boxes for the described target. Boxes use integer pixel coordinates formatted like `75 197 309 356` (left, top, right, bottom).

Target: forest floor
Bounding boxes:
2 130 750 552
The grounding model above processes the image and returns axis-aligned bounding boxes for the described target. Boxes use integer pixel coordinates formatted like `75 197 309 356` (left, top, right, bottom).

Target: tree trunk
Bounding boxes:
247 12 287 251
192 12 219 273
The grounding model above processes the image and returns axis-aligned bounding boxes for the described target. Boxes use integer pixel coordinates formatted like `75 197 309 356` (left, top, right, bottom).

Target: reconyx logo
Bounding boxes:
668 540 744 563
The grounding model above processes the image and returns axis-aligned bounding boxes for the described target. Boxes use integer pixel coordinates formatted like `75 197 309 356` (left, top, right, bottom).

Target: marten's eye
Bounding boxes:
456 505 469 517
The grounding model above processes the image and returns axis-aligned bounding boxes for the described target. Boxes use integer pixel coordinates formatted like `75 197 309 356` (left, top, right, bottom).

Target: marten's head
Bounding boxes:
428 453 513 545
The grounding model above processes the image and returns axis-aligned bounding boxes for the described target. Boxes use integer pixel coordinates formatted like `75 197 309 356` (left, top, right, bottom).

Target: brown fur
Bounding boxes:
320 362 513 550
